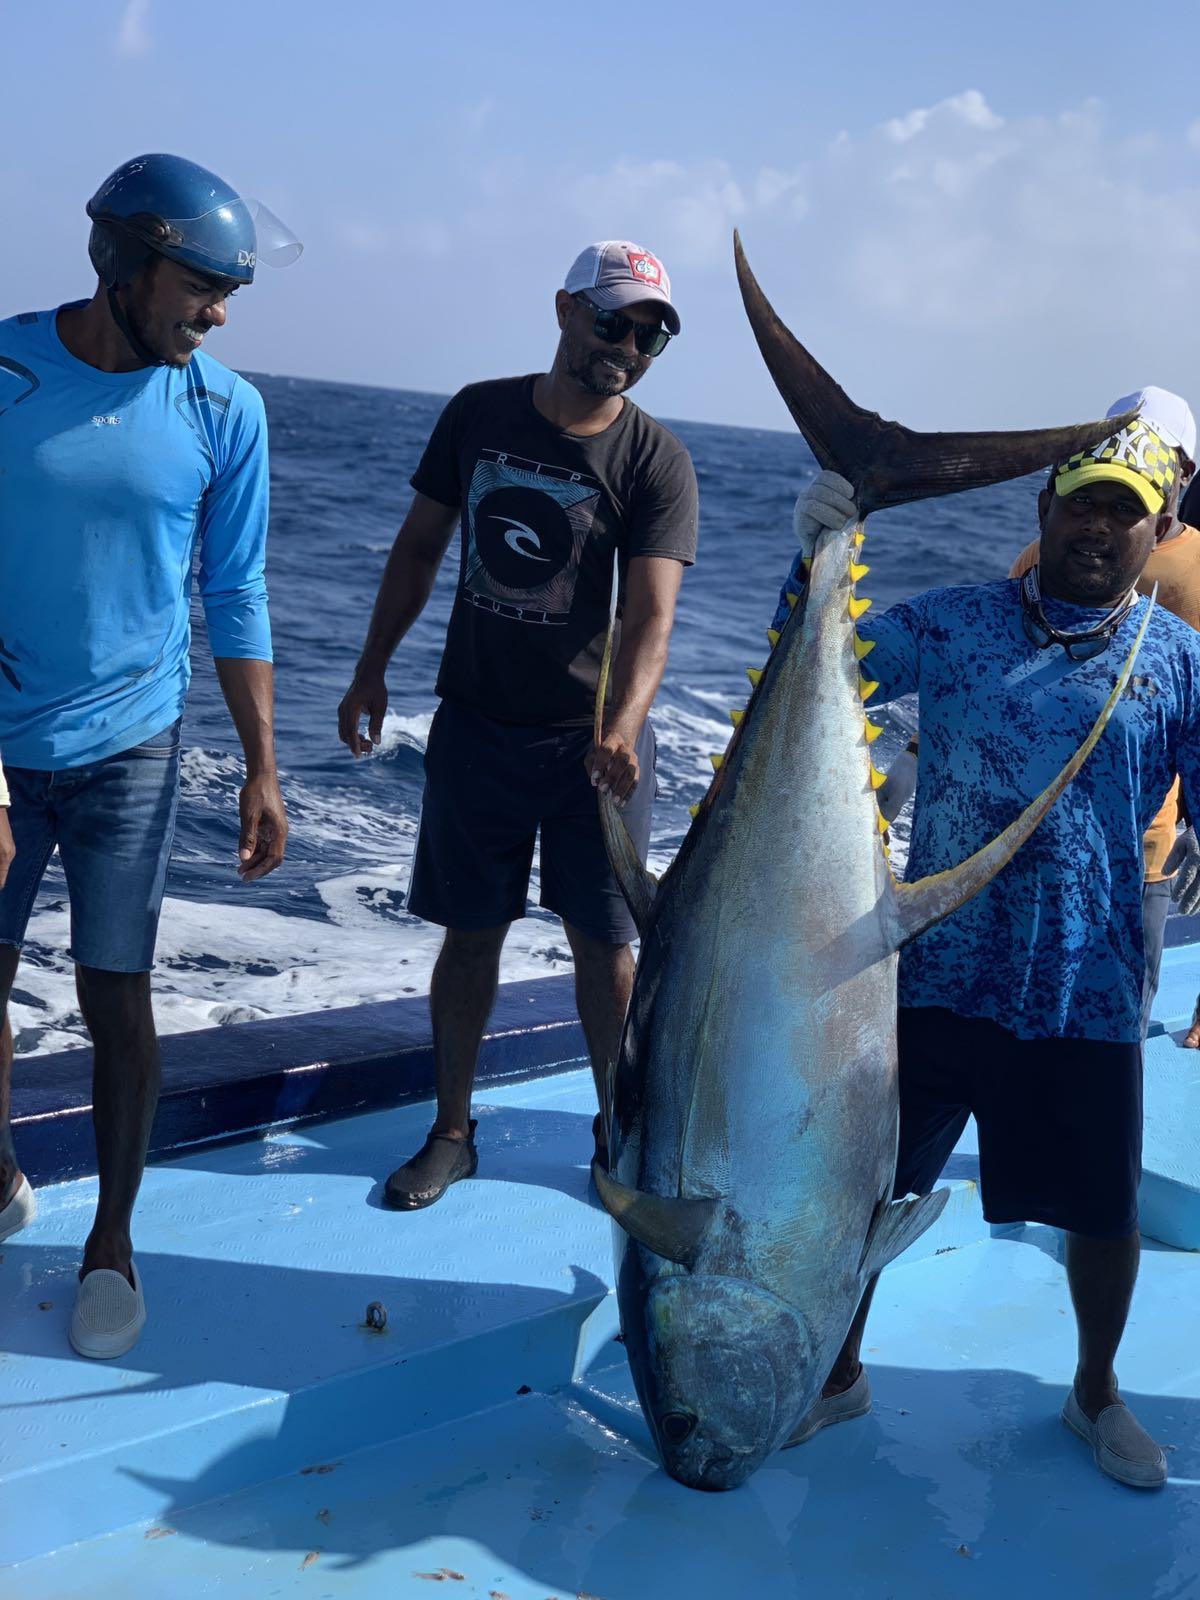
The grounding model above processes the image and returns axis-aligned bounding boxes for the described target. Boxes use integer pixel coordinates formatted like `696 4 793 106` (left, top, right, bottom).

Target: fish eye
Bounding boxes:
660 1410 698 1445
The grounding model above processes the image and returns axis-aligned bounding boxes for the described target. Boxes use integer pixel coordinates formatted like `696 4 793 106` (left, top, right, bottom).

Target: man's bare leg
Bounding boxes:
0 944 22 1210
428 924 510 1140
1067 1228 1139 1418
1184 994 1200 1049
563 920 634 1141
74 966 160 1285
823 1275 881 1397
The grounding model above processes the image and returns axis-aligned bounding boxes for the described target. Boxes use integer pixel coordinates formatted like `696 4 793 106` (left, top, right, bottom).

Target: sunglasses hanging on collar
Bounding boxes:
1019 566 1136 662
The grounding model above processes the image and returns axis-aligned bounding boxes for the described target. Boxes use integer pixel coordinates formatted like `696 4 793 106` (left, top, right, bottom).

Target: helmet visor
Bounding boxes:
146 197 303 277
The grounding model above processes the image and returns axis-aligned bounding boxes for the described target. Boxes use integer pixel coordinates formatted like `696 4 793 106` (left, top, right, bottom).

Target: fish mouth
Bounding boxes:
664 1439 762 1493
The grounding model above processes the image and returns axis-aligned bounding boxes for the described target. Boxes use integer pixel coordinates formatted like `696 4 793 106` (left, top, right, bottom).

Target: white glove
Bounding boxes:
1164 826 1200 916
878 746 918 826
793 470 859 560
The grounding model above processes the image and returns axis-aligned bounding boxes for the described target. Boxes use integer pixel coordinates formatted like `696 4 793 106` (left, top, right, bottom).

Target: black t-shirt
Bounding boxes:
411 375 698 727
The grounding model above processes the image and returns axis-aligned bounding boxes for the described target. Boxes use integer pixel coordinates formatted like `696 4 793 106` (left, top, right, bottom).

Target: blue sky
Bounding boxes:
5 1 1200 431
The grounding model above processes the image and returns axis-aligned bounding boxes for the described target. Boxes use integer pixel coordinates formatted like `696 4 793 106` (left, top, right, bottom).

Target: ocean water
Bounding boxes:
10 375 1050 1056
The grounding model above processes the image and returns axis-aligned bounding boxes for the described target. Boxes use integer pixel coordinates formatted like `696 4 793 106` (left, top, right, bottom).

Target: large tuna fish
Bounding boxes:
591 234 1150 1492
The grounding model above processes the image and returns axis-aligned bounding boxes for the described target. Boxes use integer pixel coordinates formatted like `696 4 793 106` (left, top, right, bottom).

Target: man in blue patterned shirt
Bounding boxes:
774 420 1200 1489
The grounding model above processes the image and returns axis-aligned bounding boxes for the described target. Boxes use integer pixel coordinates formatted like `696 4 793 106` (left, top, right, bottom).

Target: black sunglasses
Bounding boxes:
575 294 672 358
1019 567 1135 662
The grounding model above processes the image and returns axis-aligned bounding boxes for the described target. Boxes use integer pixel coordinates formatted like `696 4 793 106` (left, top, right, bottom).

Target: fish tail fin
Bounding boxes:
733 232 1136 517
594 559 658 934
893 589 1156 949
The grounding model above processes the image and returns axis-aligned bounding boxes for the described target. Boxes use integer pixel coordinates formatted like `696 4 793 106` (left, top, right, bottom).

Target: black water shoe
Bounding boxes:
384 1121 478 1210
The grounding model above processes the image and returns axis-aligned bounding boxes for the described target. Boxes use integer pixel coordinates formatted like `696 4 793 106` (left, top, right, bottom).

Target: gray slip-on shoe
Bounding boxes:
0 1175 36 1243
1062 1387 1167 1489
69 1261 146 1361
783 1366 872 1448
384 1120 478 1210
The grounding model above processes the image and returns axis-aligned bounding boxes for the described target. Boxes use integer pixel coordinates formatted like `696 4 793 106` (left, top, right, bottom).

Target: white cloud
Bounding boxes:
883 89 1003 144
226 90 1200 431
115 0 151 56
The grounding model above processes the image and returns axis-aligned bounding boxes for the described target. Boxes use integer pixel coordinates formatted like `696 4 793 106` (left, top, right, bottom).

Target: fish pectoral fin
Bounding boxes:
859 1188 949 1277
592 1165 719 1268
891 591 1155 951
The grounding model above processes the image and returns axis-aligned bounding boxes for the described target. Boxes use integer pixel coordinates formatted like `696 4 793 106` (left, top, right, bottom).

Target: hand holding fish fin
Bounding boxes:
592 1164 719 1268
734 231 1138 516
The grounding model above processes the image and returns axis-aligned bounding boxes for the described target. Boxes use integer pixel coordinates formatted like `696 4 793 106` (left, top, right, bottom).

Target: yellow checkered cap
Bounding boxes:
1053 420 1177 515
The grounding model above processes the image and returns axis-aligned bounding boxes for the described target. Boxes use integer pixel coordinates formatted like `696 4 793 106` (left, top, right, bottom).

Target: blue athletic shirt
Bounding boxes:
0 303 272 770
773 561 1200 1043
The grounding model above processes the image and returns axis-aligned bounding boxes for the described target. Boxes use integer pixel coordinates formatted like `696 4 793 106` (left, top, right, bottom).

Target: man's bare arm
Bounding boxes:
214 657 288 882
337 492 460 757
587 555 685 806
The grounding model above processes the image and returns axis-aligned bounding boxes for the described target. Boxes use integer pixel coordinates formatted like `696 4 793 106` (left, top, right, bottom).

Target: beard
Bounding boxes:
562 332 641 397
123 295 189 368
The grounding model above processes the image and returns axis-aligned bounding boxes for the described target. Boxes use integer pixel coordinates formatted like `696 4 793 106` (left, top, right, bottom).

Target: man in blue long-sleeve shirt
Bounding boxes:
0 154 299 1359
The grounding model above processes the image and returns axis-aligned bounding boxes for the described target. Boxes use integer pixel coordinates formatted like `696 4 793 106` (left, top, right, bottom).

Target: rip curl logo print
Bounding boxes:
463 450 600 624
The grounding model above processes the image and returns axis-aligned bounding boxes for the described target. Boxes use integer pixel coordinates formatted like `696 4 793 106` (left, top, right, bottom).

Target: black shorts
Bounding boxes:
894 1006 1143 1239
406 701 656 945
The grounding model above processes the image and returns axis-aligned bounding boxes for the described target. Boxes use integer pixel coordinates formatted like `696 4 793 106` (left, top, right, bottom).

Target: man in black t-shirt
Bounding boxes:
338 241 698 1208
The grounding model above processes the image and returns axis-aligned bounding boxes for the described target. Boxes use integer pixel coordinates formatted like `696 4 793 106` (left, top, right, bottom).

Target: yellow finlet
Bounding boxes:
801 556 812 572
746 667 763 687
853 634 876 661
709 753 724 772
729 708 744 728
864 719 883 743
877 809 889 834
848 595 872 621
849 562 870 583
869 764 886 790
853 529 866 549
859 676 879 701
766 628 781 648
689 803 701 818
786 591 799 609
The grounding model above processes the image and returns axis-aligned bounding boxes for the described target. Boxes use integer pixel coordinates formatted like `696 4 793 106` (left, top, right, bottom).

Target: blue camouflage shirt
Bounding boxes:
774 559 1200 1042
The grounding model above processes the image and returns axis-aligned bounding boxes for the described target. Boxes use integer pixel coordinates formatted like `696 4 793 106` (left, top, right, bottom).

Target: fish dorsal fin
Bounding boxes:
594 559 658 934
893 590 1155 949
859 1189 949 1277
733 231 1136 517
592 1164 719 1268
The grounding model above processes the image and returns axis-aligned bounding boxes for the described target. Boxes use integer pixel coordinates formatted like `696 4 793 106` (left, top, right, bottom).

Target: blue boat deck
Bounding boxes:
4 945 1200 1596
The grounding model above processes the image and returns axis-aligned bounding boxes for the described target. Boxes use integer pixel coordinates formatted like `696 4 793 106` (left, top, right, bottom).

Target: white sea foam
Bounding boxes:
8 885 580 1057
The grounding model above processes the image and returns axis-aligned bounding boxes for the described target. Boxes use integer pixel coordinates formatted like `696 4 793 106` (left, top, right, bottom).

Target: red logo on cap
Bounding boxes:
627 250 663 287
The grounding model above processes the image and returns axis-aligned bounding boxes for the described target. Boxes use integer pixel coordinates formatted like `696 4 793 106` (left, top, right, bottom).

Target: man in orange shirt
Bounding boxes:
1008 388 1199 1042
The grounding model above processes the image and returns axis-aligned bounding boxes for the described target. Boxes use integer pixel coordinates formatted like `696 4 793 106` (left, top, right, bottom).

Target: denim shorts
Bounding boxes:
0 721 182 973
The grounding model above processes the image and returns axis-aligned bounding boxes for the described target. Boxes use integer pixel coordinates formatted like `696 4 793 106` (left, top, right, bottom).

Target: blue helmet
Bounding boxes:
86 153 299 290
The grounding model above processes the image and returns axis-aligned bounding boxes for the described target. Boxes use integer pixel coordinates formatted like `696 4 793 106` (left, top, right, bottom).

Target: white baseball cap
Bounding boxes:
564 240 680 336
1107 386 1196 462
